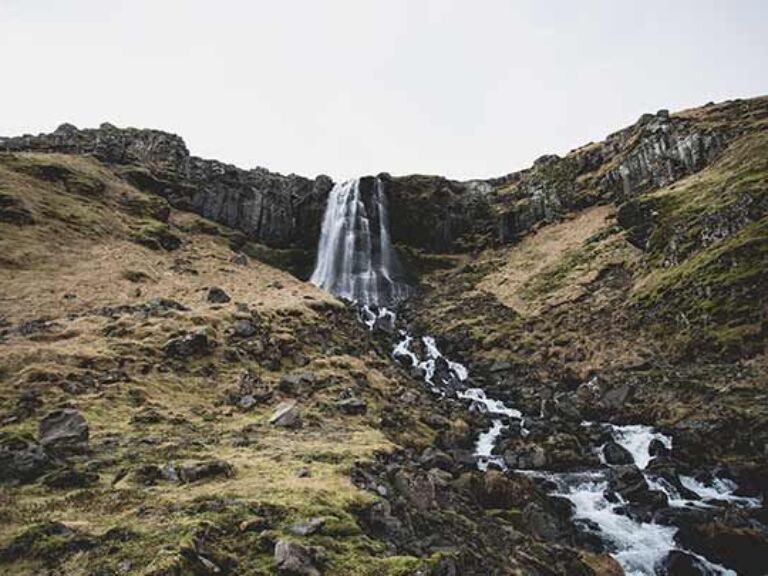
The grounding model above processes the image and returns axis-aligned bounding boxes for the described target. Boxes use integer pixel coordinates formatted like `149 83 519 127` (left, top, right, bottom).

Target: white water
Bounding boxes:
310 177 410 306
311 187 759 576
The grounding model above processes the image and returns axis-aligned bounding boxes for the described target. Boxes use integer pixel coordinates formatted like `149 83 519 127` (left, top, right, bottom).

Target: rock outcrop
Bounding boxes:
0 122 334 249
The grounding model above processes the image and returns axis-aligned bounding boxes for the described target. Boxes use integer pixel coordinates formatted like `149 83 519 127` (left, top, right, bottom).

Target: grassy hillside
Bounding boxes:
0 153 436 575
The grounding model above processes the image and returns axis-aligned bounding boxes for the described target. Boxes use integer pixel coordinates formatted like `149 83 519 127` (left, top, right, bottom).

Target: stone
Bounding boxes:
602 441 634 465
178 460 234 483
676 522 768 576
657 551 706 575
287 517 325 536
0 434 51 484
232 318 257 338
41 467 99 489
163 329 214 357
648 438 669 457
503 444 546 469
207 286 231 303
336 397 367 415
37 408 89 454
278 373 315 395
274 540 323 576
269 401 300 428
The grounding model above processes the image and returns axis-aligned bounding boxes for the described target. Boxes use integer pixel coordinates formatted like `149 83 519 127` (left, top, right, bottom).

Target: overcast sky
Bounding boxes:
1 1 767 180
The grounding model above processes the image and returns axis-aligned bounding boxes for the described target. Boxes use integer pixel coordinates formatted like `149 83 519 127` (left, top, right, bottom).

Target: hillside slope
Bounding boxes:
0 152 624 575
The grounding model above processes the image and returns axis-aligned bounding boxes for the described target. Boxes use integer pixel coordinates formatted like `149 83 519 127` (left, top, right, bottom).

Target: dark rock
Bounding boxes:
207 286 231 303
0 192 35 225
274 539 323 576
42 467 99 489
503 444 546 469
602 441 634 465
522 502 561 541
0 433 51 484
649 438 670 458
269 401 300 428
163 329 215 357
133 464 163 485
130 407 164 425
37 408 89 454
336 397 367 415
232 318 257 338
0 521 95 563
676 522 768 576
278 372 316 395
178 460 235 483
657 551 707 575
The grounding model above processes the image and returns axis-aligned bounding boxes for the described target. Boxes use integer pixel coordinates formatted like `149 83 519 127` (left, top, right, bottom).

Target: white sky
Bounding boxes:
1 0 767 181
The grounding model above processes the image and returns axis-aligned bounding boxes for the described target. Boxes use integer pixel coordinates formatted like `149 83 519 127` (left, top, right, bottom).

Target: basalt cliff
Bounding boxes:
0 96 766 576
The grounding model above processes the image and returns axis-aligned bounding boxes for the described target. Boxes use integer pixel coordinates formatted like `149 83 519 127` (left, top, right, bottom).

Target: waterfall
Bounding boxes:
310 176 410 306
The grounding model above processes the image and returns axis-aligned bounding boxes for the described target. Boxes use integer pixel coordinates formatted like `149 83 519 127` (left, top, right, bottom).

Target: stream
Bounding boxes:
314 178 762 576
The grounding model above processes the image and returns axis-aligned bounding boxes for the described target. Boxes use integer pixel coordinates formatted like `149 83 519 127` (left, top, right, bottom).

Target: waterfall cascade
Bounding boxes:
309 176 760 576
310 176 410 306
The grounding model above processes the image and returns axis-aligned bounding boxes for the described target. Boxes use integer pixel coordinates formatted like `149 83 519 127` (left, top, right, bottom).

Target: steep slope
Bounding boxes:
0 152 624 575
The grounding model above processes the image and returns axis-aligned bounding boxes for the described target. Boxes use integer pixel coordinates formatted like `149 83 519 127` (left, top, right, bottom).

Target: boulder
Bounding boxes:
287 517 325 536
602 441 634 465
270 401 300 428
274 540 323 576
206 286 231 303
676 522 768 576
178 460 234 483
649 438 670 458
42 467 99 489
37 409 89 454
232 318 258 338
503 444 546 469
336 397 367 415
278 373 316 395
657 551 707 575
0 434 51 484
163 329 214 357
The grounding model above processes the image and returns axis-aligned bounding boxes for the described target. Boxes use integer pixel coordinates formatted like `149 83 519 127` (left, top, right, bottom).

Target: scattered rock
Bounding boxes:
269 401 300 428
37 408 89 455
207 286 231 304
503 444 546 469
163 329 215 357
676 522 768 576
130 407 164 425
278 372 316 395
178 460 235 483
288 517 325 536
602 441 634 465
649 438 670 458
274 540 323 576
42 467 99 489
657 550 707 576
232 318 258 338
0 433 51 484
336 397 367 415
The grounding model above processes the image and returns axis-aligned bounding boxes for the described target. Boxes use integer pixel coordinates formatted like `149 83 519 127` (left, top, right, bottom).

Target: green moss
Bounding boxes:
634 217 768 357
131 220 182 251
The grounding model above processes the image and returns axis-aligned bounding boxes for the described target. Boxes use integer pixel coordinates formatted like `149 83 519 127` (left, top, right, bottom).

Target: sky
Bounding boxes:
1 1 767 181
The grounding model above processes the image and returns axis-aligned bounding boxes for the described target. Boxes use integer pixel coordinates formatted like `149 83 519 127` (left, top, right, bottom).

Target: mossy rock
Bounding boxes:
131 221 182 251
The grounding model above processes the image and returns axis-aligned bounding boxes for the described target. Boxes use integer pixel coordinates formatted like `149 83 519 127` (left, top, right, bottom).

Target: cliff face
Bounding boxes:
384 97 768 252
2 97 766 257
0 122 334 249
